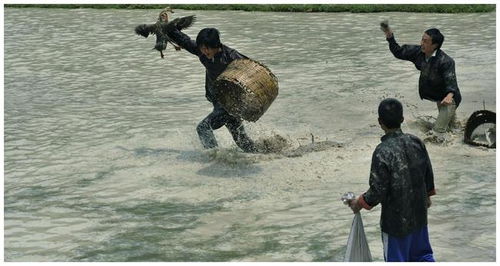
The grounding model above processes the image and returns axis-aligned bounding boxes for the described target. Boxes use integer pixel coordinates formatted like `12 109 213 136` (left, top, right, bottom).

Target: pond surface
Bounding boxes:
4 7 496 262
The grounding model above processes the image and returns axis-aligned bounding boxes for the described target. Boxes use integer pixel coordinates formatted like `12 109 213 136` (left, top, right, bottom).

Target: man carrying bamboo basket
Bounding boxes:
166 23 257 153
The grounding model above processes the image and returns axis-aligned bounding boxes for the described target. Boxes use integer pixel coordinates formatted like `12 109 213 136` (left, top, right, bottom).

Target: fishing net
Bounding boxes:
344 213 372 262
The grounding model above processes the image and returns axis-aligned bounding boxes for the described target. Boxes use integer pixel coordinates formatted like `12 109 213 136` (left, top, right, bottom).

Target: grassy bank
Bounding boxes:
4 4 496 13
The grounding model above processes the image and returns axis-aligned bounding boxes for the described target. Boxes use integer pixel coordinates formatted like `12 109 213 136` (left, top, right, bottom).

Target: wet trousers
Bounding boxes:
433 99 457 133
196 102 256 153
382 226 435 262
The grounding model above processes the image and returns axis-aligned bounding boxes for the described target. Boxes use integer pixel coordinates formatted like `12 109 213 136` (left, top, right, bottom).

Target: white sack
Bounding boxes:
344 212 372 262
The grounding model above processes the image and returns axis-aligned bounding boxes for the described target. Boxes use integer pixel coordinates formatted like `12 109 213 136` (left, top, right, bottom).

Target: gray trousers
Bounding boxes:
433 99 457 133
196 102 256 152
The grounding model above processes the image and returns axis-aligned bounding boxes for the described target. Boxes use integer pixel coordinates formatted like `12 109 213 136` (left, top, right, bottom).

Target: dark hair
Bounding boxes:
378 98 404 129
425 28 444 49
196 28 221 48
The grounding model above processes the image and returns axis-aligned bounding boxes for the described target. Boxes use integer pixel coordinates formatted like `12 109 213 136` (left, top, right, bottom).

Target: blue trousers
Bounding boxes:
382 226 435 262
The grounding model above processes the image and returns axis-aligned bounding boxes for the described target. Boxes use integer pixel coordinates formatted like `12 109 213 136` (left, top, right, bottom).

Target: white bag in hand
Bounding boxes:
344 212 372 262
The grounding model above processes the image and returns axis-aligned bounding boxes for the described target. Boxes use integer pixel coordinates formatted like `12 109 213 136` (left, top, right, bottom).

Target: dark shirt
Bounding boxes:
359 129 436 237
167 29 247 103
387 35 462 107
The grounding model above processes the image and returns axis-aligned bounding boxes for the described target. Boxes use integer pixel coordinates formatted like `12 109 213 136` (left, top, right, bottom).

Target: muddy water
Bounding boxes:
4 8 496 261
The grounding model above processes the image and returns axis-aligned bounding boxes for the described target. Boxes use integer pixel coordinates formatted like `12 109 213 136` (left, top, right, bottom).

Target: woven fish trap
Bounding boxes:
464 110 496 148
214 58 279 122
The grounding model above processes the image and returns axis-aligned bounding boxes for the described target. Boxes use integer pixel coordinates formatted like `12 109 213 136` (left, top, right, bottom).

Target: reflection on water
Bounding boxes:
4 7 496 262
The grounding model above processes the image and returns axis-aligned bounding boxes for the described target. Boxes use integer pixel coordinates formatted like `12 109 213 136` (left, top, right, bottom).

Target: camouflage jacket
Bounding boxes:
359 129 436 237
387 35 462 107
167 29 248 103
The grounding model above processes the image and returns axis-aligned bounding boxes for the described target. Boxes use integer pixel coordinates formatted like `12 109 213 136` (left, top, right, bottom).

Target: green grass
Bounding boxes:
4 4 496 13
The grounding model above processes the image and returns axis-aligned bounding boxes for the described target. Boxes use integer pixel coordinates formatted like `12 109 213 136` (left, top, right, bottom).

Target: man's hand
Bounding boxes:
380 20 393 39
348 198 362 213
427 196 432 208
440 92 454 105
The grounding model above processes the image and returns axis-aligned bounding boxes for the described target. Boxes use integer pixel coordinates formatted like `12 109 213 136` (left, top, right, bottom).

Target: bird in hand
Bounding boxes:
135 7 196 58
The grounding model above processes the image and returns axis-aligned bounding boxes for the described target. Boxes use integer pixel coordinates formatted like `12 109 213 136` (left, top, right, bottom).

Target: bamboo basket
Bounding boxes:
213 58 279 122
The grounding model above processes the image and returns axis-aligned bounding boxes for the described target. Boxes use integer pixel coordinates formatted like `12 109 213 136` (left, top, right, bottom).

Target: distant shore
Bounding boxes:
5 4 496 13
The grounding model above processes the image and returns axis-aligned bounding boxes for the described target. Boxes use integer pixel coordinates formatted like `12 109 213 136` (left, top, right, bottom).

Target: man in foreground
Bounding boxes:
347 98 436 262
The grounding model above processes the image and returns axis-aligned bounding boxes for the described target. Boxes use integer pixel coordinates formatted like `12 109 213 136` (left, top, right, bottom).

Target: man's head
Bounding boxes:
196 28 222 59
378 98 404 130
421 28 444 55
